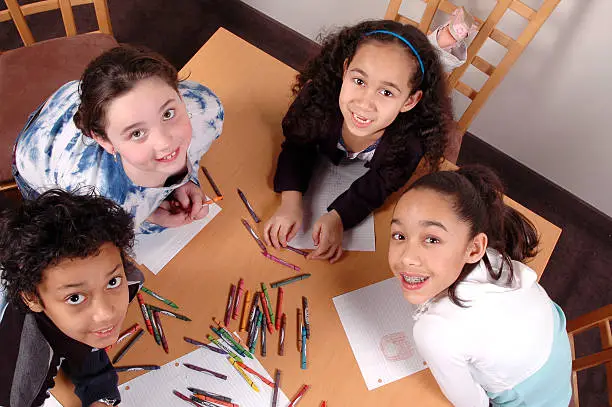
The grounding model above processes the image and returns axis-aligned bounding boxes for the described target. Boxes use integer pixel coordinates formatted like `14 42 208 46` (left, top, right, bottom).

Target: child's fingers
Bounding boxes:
263 221 273 246
309 228 330 259
269 223 283 249
329 246 343 264
278 223 290 247
192 203 209 220
286 221 300 243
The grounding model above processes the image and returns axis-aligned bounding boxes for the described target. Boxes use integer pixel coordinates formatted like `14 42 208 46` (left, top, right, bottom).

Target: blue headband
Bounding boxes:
364 30 425 77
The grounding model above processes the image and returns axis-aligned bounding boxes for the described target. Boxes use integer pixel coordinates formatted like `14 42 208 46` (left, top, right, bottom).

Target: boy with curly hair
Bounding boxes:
0 189 144 407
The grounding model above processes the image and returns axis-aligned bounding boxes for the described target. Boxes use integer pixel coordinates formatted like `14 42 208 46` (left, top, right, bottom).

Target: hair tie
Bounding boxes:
364 30 425 77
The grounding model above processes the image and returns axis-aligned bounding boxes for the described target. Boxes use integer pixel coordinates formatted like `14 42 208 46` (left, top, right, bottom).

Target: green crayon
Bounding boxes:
260 283 275 325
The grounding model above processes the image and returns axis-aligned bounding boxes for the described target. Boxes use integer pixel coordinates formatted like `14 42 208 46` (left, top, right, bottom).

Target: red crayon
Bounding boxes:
153 311 169 354
232 278 244 320
137 293 154 336
259 292 274 334
275 287 284 331
289 384 310 407
224 284 236 327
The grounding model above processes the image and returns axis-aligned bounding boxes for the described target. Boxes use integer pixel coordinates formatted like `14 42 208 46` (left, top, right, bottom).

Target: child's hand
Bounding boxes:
173 181 210 221
308 210 344 263
264 195 303 249
147 201 193 228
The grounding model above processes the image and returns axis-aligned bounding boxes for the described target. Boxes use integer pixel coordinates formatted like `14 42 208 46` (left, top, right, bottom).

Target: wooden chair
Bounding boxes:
384 0 561 157
566 304 612 406
0 0 117 192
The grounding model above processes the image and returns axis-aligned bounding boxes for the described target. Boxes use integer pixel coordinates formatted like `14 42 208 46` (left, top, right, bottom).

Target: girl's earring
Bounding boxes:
188 112 193 119
113 152 118 163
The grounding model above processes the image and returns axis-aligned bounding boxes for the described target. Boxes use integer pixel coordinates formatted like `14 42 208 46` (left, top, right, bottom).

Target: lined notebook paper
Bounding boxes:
333 278 427 390
118 347 289 406
289 157 375 252
133 203 222 274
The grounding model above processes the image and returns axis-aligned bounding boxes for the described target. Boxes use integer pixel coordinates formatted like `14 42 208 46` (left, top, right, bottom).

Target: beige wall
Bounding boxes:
241 0 612 217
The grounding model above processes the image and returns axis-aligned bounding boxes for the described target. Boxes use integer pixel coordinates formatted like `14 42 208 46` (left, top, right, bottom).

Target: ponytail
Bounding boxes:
407 164 539 306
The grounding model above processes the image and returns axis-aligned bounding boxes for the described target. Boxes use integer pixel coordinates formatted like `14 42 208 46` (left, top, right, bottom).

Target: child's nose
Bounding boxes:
356 89 376 111
400 243 421 267
91 296 115 323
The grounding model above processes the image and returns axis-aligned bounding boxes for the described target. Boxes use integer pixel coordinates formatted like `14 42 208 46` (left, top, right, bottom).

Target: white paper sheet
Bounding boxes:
133 203 222 274
119 347 289 406
333 278 427 390
43 394 63 407
289 158 375 252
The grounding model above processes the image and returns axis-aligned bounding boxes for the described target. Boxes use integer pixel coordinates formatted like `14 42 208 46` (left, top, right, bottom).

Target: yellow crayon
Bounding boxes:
228 357 259 392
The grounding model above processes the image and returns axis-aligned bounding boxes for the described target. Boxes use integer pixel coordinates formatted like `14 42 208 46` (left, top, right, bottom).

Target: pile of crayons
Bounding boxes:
107 286 190 370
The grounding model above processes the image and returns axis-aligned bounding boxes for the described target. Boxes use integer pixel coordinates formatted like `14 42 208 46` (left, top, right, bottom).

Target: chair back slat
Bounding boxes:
384 0 561 134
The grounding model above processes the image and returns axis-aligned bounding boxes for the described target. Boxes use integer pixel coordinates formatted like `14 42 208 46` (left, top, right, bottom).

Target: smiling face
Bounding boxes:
24 242 130 349
388 188 486 304
95 76 192 187
338 40 422 143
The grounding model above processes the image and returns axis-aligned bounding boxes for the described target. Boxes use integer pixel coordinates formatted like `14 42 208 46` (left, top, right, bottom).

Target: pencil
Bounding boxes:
153 311 169 354
201 166 222 197
239 290 251 332
112 328 144 364
237 188 260 223
202 195 224 205
141 286 178 309
272 369 281 407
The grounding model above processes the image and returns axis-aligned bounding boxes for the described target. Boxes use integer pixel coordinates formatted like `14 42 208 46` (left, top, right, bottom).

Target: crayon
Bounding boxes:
261 251 300 271
183 336 228 355
272 369 281 407
261 283 275 326
279 313 286 356
105 322 140 351
147 304 191 321
153 311 169 354
270 274 311 288
115 365 160 372
224 284 236 326
236 362 275 387
200 166 222 197
302 296 311 339
275 287 284 331
207 334 243 363
137 293 154 335
237 188 260 223
239 290 251 332
184 363 227 380
259 291 274 334
228 357 259 392
147 305 161 345
188 387 232 403
241 218 267 252
141 286 178 309
112 329 144 364
233 279 244 320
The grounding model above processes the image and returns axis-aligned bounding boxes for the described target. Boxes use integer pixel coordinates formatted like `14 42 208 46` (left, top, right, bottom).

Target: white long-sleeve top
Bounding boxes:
413 249 572 406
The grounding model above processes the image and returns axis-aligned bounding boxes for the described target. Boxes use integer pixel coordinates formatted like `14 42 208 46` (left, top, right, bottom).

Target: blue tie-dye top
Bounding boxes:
15 80 224 235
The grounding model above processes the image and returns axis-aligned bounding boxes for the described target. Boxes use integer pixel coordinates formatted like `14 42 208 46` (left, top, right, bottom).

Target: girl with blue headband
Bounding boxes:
264 20 453 263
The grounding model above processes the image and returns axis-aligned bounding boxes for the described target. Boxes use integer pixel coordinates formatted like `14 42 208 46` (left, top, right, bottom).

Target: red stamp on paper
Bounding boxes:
380 332 414 361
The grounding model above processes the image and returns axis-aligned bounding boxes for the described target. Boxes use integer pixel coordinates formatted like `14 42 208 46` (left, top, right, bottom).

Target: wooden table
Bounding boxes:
53 28 562 406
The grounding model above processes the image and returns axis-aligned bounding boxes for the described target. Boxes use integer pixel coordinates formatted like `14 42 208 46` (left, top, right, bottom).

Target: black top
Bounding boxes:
273 85 424 229
0 263 143 407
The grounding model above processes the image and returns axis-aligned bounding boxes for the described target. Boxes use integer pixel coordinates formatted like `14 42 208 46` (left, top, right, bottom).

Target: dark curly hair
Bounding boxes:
406 165 539 306
285 20 453 171
73 45 179 140
0 189 134 311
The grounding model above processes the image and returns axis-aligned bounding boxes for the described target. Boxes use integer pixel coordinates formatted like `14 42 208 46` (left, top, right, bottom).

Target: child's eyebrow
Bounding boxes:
57 264 122 290
158 98 175 113
419 220 448 232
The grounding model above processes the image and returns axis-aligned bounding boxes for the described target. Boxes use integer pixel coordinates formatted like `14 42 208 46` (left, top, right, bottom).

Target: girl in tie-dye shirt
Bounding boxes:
14 46 224 234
